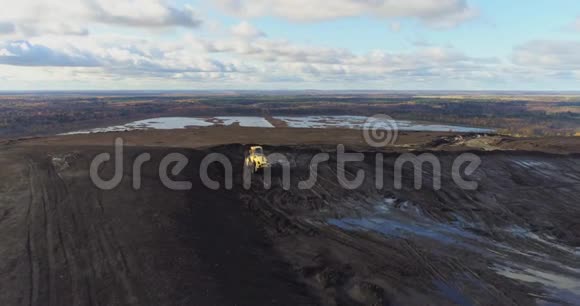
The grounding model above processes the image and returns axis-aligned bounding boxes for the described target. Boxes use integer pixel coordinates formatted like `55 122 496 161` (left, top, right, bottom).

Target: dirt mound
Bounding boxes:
1 143 579 305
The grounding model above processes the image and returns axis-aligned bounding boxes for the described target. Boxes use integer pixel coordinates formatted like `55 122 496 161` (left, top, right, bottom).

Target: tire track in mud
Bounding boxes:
22 154 139 306
58 160 137 305
41 166 57 306
49 160 98 306
26 160 43 305
25 159 65 306
91 191 138 305
25 160 38 306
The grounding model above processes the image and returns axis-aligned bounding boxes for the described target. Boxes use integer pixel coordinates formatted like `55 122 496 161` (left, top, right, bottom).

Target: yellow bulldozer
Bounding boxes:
244 146 270 173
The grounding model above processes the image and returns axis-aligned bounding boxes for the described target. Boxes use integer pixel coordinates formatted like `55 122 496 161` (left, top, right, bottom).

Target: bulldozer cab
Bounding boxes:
245 146 269 173
250 146 264 155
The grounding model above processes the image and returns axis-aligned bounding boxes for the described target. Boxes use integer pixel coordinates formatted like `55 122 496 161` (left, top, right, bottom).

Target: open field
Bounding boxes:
1 92 579 138
1 128 579 305
11 126 580 154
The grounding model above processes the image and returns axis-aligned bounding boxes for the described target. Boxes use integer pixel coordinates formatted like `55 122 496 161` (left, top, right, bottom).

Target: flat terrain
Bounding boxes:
1 128 579 305
10 126 580 154
1 91 579 138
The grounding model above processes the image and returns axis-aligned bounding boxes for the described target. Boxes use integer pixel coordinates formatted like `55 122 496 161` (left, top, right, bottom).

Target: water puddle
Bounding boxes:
61 115 493 135
214 116 274 128
494 264 580 305
274 115 494 132
500 226 580 258
329 217 481 248
60 116 272 134
328 198 483 250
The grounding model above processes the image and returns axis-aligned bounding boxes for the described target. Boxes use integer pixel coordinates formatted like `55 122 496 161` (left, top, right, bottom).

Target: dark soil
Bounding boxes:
1 131 579 305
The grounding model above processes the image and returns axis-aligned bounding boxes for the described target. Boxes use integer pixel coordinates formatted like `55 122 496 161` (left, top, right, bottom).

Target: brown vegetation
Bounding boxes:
0 92 578 138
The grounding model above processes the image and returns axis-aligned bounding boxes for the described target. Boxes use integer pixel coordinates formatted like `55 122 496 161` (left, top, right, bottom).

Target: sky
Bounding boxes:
0 0 579 90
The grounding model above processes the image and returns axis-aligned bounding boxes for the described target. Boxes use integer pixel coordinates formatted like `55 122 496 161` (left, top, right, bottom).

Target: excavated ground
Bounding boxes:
1 130 579 305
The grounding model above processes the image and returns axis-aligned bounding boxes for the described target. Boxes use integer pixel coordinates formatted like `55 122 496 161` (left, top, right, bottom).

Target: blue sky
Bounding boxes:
0 0 579 90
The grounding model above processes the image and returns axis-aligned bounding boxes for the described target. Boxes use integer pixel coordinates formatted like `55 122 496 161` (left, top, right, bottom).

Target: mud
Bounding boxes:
237 146 580 305
0 134 579 305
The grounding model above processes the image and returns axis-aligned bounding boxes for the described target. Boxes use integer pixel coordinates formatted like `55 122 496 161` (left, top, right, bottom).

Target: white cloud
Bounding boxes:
512 40 580 70
214 0 478 28
89 0 201 28
0 0 202 37
19 23 89 37
0 31 504 87
418 4 477 29
231 21 265 38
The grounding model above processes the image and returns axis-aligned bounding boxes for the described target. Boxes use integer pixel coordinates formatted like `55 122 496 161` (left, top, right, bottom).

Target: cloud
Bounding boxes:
0 0 493 88
88 1 202 28
0 23 16 35
512 40 580 70
0 38 239 82
19 23 89 37
0 0 202 37
231 21 265 38
0 32 503 87
176 33 502 86
418 3 478 29
0 41 99 66
214 0 478 28
191 33 497 69
198 37 353 64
